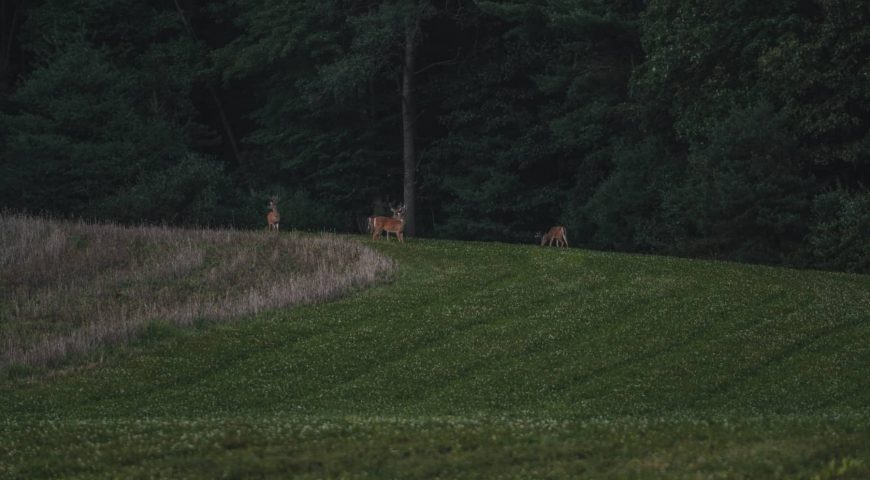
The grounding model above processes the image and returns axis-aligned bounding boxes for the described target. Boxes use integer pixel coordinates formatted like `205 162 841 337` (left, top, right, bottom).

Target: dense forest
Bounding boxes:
1 0 868 272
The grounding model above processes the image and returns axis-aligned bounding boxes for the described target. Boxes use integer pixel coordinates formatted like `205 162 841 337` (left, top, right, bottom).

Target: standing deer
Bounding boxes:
266 198 280 231
370 204 407 242
367 206 403 240
541 226 568 247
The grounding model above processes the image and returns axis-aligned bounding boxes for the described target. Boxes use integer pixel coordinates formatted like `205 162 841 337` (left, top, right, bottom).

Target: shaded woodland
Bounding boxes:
1 0 868 272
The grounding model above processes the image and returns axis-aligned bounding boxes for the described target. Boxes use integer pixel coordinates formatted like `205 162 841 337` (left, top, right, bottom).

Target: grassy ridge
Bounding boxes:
1 236 869 478
0 214 394 368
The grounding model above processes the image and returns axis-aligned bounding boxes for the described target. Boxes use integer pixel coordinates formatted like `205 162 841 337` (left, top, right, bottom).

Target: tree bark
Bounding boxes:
402 17 419 237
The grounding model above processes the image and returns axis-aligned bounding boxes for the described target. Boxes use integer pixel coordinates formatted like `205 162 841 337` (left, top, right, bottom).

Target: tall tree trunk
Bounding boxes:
402 18 419 237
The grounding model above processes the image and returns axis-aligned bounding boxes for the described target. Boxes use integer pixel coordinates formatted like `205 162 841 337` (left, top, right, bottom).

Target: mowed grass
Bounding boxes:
1 234 869 478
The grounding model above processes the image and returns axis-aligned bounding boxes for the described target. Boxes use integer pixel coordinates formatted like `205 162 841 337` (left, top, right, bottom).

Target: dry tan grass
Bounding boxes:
0 213 395 369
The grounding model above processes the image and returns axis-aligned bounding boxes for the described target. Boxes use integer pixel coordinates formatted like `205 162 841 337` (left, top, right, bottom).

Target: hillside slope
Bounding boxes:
2 237 869 478
0 214 394 368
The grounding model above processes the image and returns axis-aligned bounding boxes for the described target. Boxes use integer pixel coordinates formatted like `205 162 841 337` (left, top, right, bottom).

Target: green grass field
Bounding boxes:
2 236 869 478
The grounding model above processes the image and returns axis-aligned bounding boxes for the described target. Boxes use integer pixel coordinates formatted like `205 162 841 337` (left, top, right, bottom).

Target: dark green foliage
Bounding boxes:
583 138 677 251
0 0 234 224
1 0 868 271
264 188 346 231
807 189 870 272
615 0 870 268
210 0 407 230
0 40 185 216
425 1 637 241
663 101 811 262
100 154 235 225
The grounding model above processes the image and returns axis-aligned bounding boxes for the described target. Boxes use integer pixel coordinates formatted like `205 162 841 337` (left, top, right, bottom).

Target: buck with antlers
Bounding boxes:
369 204 407 242
540 226 568 247
266 198 280 231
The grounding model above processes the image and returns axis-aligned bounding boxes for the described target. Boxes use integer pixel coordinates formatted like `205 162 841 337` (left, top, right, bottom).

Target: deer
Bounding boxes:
370 204 407 242
540 226 568 247
266 198 280 231
367 206 404 240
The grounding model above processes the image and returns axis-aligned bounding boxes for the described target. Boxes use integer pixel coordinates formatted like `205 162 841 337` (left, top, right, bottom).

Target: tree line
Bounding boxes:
1 0 868 272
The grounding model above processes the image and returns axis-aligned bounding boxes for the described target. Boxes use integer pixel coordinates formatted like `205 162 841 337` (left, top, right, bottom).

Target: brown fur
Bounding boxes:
541 226 568 247
371 205 406 242
267 199 280 231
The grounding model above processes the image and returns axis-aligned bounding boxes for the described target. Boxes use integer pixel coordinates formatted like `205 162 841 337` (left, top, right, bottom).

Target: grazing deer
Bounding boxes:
370 204 407 242
266 198 280 231
541 226 568 247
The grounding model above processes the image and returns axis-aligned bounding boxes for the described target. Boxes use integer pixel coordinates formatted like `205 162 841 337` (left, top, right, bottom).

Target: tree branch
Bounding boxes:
414 49 461 76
